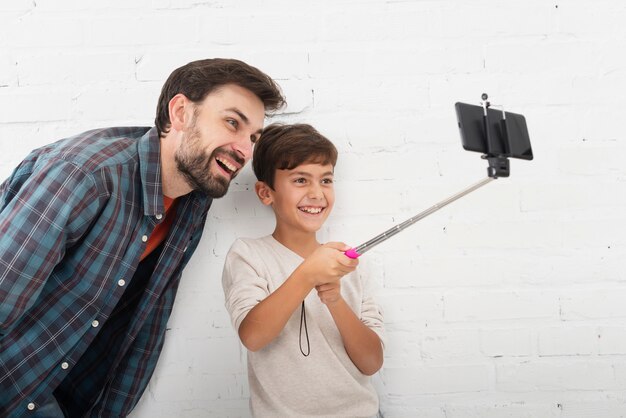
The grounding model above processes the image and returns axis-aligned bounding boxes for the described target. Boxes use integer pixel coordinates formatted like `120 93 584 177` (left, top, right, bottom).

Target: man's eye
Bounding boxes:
322 178 334 184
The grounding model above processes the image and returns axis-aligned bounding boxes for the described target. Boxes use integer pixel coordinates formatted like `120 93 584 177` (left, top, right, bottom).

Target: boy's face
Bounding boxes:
175 83 265 198
259 162 335 235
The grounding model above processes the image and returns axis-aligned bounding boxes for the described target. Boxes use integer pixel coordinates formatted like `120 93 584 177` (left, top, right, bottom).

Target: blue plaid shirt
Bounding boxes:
0 127 211 417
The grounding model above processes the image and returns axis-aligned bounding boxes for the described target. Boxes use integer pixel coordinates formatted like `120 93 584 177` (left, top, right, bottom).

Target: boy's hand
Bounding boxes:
299 242 358 287
316 282 342 306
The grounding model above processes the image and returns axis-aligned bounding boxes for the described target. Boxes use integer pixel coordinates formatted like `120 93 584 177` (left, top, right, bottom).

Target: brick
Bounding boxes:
521 181 626 212
73 84 158 122
383 364 491 395
444 290 558 321
17 52 135 86
382 406 446 418
5 16 84 48
485 40 601 75
537 326 598 356
309 43 484 79
445 403 560 418
598 327 626 355
496 359 616 391
421 328 482 360
0 0 34 12
86 14 198 46
377 291 444 325
480 328 533 357
558 142 626 176
0 54 17 87
0 87 72 123
561 289 626 320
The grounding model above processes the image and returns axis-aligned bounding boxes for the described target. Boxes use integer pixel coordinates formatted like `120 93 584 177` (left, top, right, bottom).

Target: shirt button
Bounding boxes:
183 246 188 253
118 279 126 287
156 214 163 220
92 320 100 328
61 362 69 370
141 235 148 242
27 403 35 411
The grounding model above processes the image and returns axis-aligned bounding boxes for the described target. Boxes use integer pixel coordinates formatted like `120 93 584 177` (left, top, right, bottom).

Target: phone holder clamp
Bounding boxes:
481 93 510 179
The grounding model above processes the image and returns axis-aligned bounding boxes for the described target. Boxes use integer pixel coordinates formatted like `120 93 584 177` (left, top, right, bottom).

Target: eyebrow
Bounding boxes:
290 170 334 177
226 107 249 124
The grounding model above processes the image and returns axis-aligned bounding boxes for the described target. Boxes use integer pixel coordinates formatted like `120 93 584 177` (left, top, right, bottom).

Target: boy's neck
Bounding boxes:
272 228 319 258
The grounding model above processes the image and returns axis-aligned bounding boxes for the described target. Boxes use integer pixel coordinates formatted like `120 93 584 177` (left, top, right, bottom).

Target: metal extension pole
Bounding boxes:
344 176 496 258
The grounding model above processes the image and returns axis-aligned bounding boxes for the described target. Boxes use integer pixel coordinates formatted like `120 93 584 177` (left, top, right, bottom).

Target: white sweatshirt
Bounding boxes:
222 235 385 418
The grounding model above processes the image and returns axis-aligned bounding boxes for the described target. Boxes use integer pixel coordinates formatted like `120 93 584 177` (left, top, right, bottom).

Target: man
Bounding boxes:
0 58 285 417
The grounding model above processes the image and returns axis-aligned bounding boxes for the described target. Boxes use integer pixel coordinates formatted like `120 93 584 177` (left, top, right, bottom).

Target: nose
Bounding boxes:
232 133 253 162
307 182 324 199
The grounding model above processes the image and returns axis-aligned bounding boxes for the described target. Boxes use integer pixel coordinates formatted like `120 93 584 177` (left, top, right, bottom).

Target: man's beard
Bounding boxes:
175 128 238 199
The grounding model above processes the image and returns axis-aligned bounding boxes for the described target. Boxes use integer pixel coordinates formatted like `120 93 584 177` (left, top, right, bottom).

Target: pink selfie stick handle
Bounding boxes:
344 248 361 259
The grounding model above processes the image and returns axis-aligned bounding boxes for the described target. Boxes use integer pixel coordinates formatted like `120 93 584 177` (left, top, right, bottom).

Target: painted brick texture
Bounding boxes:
1 1 625 417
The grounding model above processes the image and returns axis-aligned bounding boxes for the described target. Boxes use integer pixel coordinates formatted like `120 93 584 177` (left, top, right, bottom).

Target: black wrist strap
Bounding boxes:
299 300 310 357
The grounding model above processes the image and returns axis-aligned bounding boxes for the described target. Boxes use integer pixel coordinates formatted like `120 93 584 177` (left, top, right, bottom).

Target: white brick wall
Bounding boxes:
1 1 625 417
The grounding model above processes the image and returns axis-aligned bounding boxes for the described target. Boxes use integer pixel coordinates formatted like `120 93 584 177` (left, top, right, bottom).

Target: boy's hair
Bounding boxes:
155 58 285 137
253 123 338 189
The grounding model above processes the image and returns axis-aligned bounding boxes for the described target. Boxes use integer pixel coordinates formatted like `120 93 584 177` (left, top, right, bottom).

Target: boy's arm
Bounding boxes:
317 282 384 376
237 262 314 352
223 241 357 352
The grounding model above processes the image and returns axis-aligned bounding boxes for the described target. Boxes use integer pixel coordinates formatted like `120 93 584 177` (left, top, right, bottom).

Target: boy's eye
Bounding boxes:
322 178 334 184
294 178 306 184
226 119 238 128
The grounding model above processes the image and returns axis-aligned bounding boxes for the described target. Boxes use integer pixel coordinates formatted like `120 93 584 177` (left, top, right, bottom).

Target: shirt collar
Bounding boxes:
138 126 212 217
138 127 165 217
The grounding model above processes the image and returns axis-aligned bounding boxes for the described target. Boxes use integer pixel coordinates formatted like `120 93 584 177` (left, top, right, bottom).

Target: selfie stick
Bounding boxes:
345 93 509 259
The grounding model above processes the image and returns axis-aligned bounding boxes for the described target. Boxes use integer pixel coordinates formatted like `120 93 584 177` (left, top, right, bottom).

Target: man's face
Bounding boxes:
175 84 265 198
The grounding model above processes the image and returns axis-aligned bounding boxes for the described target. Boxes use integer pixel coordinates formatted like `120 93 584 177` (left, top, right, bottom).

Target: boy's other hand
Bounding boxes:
300 242 358 287
316 282 342 306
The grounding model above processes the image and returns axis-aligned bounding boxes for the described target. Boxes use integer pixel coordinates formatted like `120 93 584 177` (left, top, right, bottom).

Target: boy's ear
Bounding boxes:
255 181 273 206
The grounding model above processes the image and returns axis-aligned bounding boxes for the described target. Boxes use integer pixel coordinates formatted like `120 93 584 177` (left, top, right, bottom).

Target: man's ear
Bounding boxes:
168 93 190 132
255 181 273 206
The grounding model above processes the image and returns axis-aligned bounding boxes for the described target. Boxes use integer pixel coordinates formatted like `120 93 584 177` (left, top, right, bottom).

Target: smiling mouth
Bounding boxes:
215 156 237 176
299 206 324 214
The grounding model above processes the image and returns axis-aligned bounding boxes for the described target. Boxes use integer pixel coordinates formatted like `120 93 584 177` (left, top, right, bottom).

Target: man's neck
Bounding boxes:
159 132 193 199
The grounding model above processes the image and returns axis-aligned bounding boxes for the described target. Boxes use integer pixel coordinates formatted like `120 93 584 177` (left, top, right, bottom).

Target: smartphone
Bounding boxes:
455 102 533 160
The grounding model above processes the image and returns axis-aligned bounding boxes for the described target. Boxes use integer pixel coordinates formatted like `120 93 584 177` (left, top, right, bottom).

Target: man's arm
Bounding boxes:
0 160 100 333
317 282 384 375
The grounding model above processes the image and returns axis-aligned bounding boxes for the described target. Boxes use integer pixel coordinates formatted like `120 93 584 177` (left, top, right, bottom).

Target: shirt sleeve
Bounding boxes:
359 270 386 351
0 159 101 334
221 239 271 332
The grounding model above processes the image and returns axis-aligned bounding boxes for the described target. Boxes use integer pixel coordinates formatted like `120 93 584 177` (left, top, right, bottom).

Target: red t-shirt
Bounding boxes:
140 196 178 261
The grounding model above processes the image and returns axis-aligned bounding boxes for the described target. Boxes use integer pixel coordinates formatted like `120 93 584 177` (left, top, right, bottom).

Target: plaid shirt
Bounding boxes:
0 127 211 417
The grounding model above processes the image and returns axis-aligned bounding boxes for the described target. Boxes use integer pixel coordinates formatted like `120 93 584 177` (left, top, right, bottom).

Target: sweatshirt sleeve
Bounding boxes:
222 239 271 332
359 270 386 351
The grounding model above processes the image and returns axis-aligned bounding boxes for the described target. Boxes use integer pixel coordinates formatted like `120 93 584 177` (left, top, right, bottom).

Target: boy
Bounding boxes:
222 123 385 417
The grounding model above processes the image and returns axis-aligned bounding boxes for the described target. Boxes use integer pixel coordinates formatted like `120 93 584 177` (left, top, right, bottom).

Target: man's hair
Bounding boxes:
253 123 338 189
155 58 285 137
